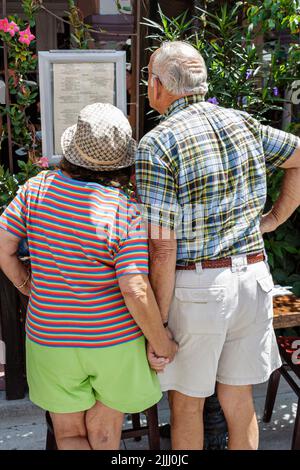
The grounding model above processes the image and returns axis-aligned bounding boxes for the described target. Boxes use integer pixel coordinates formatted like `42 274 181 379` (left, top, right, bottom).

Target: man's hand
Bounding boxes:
260 212 279 234
156 327 178 361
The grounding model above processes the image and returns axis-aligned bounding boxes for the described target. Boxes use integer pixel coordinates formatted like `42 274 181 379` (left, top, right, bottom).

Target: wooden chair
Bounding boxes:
45 404 160 450
263 336 300 450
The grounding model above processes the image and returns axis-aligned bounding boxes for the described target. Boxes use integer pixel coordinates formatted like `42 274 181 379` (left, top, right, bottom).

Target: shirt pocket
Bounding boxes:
256 275 274 323
174 287 226 335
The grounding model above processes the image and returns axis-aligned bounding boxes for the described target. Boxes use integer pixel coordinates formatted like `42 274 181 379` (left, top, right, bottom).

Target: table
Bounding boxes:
273 295 300 329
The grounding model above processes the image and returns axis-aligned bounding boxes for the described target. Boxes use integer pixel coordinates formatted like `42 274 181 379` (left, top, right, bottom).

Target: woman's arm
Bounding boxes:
0 229 31 296
118 273 177 362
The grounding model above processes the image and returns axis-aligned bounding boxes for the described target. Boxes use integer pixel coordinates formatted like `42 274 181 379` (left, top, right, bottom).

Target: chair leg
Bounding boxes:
132 413 142 441
291 398 300 450
146 405 160 450
45 411 57 450
263 368 281 423
46 428 57 450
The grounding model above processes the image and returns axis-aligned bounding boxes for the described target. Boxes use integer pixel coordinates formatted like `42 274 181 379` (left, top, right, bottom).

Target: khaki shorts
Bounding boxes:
159 257 282 397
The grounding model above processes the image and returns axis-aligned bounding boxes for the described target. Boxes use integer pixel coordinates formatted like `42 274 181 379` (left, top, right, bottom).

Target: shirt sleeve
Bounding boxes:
260 124 299 175
135 137 180 231
0 183 28 239
114 202 149 278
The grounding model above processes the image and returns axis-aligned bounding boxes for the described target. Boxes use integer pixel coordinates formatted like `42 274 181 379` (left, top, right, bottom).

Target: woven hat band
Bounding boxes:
61 103 136 170
73 141 125 166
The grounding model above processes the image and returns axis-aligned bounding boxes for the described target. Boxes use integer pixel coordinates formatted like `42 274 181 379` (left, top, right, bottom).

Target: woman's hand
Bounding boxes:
147 342 169 373
147 327 178 373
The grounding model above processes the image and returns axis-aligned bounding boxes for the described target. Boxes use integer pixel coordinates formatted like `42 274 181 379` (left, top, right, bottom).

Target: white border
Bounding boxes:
38 50 127 165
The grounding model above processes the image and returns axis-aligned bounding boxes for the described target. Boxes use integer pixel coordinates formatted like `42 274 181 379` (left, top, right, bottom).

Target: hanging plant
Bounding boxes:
0 1 39 159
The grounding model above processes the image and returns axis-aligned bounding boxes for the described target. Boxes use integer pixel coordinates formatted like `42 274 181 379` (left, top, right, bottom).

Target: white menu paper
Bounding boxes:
53 62 115 154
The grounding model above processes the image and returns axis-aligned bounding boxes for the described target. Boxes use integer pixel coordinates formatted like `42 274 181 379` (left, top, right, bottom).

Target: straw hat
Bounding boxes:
61 103 136 171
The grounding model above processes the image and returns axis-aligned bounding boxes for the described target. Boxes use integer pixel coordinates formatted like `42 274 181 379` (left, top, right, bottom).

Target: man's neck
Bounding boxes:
160 92 195 115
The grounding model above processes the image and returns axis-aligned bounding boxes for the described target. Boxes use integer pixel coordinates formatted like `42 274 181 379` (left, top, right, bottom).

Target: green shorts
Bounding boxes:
26 336 162 414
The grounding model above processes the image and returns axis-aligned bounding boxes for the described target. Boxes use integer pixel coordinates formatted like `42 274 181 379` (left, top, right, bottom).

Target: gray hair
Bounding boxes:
152 41 208 96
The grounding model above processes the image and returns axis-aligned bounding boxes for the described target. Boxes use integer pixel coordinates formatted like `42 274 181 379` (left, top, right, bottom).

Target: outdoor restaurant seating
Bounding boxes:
263 336 300 450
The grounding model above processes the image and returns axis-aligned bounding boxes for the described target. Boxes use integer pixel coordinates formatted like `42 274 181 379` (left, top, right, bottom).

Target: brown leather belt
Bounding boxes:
176 252 265 270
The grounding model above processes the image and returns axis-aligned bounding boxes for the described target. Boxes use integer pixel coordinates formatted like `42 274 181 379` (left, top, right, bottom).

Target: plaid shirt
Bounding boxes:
135 95 299 264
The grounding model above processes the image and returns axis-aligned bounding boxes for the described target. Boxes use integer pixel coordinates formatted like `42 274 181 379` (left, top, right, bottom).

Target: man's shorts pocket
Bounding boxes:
174 287 226 335
256 275 274 323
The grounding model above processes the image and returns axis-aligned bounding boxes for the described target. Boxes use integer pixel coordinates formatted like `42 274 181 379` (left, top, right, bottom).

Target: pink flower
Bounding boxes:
18 26 35 45
7 21 19 37
37 157 49 169
0 18 9 32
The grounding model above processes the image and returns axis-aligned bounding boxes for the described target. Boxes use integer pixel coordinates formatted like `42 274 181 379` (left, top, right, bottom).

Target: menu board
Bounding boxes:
53 62 115 154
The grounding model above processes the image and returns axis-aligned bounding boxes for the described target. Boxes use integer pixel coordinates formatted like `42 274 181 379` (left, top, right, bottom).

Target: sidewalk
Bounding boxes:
0 378 297 450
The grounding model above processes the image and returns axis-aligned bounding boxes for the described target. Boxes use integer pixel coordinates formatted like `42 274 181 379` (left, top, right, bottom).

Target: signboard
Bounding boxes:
38 50 126 164
100 0 133 15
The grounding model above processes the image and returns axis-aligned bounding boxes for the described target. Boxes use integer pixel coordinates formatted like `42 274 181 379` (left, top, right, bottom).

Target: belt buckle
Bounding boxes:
195 262 203 274
231 254 248 272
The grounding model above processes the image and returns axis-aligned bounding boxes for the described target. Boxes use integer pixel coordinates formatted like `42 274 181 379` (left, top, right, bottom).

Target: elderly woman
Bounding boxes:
0 103 177 450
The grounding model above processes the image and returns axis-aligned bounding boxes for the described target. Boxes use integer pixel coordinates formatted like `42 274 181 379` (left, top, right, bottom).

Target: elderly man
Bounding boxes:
135 41 300 450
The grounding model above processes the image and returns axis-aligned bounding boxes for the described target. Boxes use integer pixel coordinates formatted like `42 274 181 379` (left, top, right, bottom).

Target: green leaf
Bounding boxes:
292 282 300 297
268 19 276 29
267 252 274 269
17 160 26 170
272 269 289 283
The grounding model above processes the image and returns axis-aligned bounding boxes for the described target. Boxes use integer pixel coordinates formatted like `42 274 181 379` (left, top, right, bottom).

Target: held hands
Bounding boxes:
147 327 178 373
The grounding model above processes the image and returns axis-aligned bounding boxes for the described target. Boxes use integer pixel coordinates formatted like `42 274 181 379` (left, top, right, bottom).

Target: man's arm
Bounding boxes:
261 144 300 234
145 227 177 372
135 137 179 322
148 225 177 324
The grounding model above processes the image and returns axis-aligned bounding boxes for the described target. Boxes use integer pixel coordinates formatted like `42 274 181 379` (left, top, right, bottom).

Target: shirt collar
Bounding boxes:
165 94 205 118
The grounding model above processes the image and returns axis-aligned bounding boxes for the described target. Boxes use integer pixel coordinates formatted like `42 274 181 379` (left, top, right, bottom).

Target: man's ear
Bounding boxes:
153 76 162 101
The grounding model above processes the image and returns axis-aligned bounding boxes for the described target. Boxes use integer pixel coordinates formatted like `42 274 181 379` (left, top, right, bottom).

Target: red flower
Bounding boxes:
18 26 35 45
0 18 9 32
37 157 49 169
7 21 19 37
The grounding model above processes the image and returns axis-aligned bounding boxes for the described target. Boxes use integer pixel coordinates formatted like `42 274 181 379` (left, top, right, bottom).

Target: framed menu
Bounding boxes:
38 50 126 164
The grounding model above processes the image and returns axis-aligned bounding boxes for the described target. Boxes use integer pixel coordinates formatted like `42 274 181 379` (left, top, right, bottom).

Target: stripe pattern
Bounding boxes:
0 170 149 348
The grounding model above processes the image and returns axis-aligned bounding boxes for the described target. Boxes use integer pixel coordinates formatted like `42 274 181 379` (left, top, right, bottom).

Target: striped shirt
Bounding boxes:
136 95 299 264
0 170 149 348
